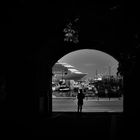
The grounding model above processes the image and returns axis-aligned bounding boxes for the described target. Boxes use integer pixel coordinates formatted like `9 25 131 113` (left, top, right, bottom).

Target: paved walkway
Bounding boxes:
52 97 123 112
53 96 123 101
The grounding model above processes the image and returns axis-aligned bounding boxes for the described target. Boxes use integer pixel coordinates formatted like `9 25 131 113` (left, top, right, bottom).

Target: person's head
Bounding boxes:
79 89 82 93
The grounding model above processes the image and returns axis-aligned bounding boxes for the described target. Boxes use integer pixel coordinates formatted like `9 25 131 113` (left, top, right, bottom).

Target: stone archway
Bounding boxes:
37 38 134 116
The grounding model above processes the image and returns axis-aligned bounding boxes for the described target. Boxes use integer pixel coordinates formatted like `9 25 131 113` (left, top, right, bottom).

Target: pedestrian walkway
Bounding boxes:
53 97 123 112
53 97 123 101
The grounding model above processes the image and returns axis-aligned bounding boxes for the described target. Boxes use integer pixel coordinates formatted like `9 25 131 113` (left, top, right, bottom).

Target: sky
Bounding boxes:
58 49 118 79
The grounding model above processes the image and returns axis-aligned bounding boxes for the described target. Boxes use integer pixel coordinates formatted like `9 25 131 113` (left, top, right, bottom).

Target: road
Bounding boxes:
52 97 123 112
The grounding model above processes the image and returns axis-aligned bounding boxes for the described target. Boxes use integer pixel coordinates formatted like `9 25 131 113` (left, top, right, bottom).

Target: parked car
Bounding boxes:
86 84 95 91
58 84 70 92
52 83 60 91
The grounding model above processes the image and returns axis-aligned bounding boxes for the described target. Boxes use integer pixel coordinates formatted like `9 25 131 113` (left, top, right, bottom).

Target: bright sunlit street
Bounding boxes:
53 96 123 112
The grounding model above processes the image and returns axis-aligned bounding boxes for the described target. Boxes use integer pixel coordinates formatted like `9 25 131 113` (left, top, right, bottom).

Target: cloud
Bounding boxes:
84 63 96 66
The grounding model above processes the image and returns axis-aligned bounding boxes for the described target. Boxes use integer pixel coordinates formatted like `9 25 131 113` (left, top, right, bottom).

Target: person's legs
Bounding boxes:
77 104 80 112
80 105 82 112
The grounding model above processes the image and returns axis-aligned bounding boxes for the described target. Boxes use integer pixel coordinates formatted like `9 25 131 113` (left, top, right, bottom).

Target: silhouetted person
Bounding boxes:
77 89 85 113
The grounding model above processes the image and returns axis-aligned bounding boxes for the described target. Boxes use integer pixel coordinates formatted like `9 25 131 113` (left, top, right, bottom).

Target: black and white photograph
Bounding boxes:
0 0 140 139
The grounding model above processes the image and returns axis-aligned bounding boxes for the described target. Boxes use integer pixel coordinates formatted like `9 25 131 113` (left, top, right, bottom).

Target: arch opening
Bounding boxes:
52 49 123 113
